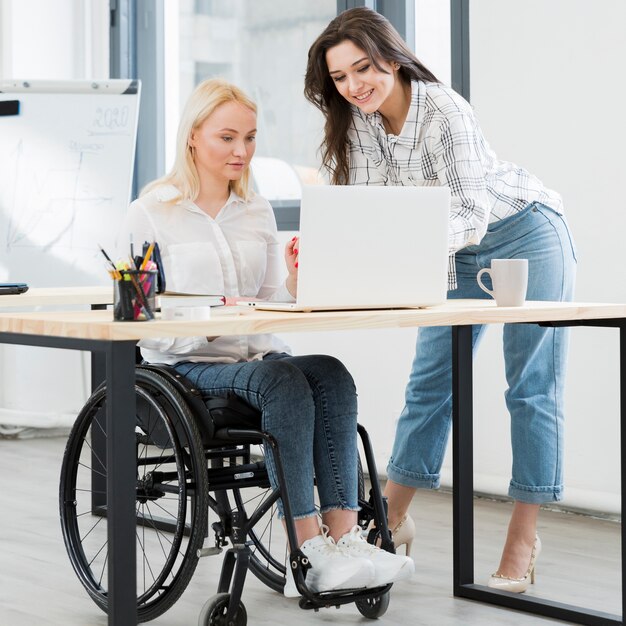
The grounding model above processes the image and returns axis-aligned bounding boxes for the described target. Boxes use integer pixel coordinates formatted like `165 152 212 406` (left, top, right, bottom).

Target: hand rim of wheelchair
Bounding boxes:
59 368 210 622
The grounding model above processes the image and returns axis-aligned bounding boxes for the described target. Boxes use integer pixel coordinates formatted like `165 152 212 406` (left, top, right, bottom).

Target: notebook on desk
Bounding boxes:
243 185 450 312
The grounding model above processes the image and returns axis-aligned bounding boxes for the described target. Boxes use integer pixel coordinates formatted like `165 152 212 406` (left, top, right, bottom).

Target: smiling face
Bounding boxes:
189 100 257 189
325 39 398 114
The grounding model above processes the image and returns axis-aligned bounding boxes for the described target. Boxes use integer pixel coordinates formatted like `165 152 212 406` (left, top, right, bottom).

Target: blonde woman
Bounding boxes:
124 78 414 597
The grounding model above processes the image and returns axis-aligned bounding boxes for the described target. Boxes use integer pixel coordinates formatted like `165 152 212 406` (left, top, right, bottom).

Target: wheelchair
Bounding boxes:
59 363 397 624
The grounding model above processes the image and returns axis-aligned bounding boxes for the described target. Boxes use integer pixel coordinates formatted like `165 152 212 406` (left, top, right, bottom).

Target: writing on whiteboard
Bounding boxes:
0 88 139 286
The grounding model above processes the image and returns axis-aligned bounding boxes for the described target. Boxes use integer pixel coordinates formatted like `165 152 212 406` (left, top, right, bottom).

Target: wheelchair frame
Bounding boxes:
59 363 396 624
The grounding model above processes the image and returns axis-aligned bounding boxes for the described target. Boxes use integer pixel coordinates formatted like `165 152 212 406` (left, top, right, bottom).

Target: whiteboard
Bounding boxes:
0 79 140 287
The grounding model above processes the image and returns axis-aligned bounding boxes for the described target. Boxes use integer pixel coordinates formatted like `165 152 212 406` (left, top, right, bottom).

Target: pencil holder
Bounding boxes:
113 270 157 321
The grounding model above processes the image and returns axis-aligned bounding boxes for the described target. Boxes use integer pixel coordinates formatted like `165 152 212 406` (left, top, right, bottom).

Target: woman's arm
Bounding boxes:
432 111 491 253
256 202 297 302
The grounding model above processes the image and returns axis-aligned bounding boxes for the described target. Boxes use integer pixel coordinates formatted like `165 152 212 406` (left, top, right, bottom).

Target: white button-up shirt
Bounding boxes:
347 81 563 289
122 185 294 364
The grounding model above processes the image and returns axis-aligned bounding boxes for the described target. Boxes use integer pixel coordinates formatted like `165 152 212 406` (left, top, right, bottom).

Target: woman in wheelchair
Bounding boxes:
123 78 414 598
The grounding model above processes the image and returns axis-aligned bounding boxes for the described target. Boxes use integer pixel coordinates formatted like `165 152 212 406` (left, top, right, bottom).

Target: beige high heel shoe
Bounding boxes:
487 535 542 593
366 514 416 556
389 514 416 557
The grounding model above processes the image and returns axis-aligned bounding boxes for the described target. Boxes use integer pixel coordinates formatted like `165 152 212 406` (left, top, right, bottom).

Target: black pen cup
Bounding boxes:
113 270 157 321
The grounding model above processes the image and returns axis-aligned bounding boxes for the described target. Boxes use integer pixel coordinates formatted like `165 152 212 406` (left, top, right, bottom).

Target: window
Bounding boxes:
119 1 422 227
168 0 336 215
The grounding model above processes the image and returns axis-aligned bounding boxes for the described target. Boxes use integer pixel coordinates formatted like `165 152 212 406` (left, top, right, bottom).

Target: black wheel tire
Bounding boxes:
198 593 247 626
59 368 209 622
357 454 366 503
355 590 391 619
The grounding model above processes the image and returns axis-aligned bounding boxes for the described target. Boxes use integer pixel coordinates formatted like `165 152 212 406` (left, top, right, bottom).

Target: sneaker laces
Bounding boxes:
340 525 379 555
308 524 345 557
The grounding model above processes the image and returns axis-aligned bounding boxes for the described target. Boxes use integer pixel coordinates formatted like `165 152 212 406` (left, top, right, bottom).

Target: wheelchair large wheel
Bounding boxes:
229 453 368 594
59 368 209 622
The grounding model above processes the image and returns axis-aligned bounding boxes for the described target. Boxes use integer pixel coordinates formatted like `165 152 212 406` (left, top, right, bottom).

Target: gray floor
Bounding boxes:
0 435 620 625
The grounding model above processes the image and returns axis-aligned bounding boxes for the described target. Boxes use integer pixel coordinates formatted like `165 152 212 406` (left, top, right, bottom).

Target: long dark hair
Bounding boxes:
304 7 439 185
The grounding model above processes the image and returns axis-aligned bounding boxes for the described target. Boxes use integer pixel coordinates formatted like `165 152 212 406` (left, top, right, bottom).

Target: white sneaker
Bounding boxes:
283 528 375 597
337 525 415 587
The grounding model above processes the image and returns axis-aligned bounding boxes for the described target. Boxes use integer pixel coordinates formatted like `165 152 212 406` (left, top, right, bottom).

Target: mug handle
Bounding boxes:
476 268 495 298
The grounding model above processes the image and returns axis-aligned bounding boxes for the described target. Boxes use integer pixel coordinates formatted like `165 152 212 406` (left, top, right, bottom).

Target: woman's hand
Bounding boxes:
285 236 299 297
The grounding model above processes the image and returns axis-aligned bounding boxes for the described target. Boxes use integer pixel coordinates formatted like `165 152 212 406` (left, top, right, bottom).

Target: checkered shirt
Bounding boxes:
347 81 563 289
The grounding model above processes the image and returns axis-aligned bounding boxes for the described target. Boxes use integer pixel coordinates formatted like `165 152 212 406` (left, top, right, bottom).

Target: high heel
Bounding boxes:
389 514 416 557
487 535 542 593
367 513 416 556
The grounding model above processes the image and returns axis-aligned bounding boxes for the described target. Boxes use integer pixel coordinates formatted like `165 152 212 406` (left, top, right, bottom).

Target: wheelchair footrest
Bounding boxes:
297 584 393 611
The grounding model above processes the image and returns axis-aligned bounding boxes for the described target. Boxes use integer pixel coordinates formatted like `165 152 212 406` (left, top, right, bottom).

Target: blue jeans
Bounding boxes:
174 353 359 518
388 203 577 503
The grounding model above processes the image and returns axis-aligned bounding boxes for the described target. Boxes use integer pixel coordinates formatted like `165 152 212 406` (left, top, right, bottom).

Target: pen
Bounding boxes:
98 243 115 267
99 244 121 279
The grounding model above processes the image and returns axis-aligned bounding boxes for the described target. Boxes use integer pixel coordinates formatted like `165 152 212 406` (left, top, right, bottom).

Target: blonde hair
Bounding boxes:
141 78 257 201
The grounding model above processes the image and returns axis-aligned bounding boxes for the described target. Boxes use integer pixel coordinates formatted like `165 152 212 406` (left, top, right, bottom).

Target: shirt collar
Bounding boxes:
186 188 243 217
357 106 384 132
356 81 422 144
154 184 244 215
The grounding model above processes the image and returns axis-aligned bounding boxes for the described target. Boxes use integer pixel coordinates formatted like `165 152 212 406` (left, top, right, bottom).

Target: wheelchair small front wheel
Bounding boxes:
355 590 391 619
198 593 247 626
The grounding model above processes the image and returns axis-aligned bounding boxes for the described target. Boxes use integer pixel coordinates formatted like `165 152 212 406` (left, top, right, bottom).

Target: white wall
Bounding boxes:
0 0 109 429
467 0 626 513
0 0 109 80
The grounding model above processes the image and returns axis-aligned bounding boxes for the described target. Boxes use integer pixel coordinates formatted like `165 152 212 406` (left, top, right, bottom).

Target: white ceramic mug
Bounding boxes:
477 259 528 307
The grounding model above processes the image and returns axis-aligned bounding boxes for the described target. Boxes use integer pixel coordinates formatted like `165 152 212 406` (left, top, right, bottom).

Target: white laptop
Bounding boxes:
245 185 450 312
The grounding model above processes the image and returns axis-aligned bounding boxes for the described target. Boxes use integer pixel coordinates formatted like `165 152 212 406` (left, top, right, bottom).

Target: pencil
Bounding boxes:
127 271 154 320
140 242 155 270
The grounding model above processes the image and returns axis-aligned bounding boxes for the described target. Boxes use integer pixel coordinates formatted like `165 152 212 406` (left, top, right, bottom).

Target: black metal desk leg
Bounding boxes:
619 325 626 620
452 324 474 593
106 341 137 626
91 304 107 512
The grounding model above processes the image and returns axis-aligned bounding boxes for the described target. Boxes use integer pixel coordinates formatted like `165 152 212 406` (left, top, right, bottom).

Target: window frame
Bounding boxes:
450 0 470 101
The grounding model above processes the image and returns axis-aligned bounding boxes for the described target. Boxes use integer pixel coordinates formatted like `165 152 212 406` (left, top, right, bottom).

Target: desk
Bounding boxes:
0 286 112 308
0 300 623 626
